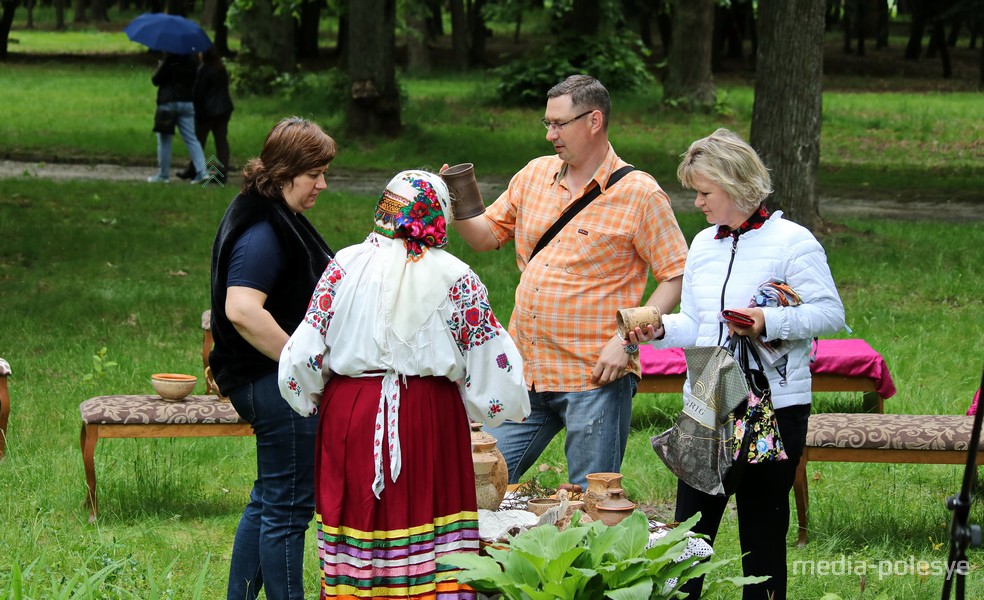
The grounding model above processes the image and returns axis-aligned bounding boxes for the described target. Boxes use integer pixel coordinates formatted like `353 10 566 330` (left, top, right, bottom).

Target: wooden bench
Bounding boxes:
793 412 982 545
0 358 10 459
80 393 252 522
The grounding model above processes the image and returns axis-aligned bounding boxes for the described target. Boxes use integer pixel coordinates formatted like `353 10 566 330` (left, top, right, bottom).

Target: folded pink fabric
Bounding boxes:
967 388 982 416
639 338 897 400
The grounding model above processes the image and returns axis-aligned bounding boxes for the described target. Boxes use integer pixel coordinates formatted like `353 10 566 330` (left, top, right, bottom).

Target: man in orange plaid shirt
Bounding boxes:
450 75 688 490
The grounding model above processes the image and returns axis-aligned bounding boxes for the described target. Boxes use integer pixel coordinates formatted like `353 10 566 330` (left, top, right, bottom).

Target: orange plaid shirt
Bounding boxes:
484 145 688 391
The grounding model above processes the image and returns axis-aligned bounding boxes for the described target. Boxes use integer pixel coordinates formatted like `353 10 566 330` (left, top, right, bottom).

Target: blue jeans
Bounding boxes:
489 375 637 490
155 101 206 180
227 372 317 600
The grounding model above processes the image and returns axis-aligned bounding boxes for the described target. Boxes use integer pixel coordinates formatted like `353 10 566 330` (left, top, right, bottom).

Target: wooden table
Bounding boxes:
80 394 252 522
638 338 896 413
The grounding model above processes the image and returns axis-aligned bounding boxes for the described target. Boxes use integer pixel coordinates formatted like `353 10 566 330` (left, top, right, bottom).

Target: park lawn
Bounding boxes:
0 59 982 204
1 177 983 598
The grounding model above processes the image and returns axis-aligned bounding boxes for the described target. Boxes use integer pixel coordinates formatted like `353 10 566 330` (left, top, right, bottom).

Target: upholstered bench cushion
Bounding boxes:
0 359 10 376
808 413 981 452
80 395 245 425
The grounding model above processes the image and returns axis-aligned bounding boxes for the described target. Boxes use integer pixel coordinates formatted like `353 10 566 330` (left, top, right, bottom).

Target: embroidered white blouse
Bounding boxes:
278 233 530 497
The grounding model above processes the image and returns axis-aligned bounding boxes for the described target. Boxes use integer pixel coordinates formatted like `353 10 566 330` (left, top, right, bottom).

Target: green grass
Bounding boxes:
2 175 983 597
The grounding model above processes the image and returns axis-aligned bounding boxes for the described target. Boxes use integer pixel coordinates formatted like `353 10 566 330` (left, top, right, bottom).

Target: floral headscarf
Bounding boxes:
374 171 451 260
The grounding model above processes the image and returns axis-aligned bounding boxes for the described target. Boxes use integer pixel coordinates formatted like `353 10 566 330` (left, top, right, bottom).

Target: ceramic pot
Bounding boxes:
595 487 636 526
471 423 508 511
583 472 623 519
526 497 561 516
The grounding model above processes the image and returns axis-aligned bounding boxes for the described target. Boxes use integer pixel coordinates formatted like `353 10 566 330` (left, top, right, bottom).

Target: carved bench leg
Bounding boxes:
794 451 809 547
81 423 100 523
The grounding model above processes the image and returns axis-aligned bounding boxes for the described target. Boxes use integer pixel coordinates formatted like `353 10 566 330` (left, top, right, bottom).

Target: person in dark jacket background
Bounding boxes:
148 52 207 183
178 47 234 183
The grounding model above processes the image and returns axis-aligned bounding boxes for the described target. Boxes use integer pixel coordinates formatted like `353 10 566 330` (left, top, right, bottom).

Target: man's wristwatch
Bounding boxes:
623 343 639 355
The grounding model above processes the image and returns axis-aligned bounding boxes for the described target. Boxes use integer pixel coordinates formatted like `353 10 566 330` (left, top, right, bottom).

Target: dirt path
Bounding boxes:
1 159 977 223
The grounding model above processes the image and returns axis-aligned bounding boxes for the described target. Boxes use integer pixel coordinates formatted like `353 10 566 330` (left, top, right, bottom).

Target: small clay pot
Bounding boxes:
595 488 636 526
526 497 561 517
151 373 196 402
583 472 623 519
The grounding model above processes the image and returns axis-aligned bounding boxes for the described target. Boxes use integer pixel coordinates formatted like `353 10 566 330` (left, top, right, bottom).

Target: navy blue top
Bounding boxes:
226 220 283 293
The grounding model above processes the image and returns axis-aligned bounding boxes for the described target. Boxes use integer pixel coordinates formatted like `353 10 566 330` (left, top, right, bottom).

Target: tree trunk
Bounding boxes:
297 0 321 59
905 0 926 59
979 36 983 90
211 0 230 57
55 0 65 30
165 0 185 16
663 0 715 111
91 0 107 21
876 0 889 48
750 0 825 231
449 0 468 69
406 0 431 73
655 0 672 58
468 0 488 67
347 0 401 136
0 0 17 59
239 0 295 78
336 11 348 63
427 0 442 37
567 0 600 37
73 0 86 23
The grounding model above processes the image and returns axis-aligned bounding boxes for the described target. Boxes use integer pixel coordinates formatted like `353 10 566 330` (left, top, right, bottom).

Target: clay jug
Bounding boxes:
583 472 623 519
471 423 508 511
595 487 636 526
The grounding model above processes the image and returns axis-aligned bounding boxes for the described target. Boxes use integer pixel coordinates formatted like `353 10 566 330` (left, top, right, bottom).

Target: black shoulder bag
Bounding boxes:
528 165 635 262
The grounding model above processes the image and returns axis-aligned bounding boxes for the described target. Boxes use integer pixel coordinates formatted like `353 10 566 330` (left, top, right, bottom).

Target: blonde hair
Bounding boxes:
677 128 772 213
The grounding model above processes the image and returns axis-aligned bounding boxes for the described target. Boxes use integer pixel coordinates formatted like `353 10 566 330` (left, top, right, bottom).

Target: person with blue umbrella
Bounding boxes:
125 13 211 184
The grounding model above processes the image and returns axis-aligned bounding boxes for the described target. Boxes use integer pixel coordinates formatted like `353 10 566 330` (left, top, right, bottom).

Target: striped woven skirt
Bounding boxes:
315 375 479 599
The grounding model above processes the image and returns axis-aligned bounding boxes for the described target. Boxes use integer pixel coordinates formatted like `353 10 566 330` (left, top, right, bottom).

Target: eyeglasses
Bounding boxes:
540 110 593 131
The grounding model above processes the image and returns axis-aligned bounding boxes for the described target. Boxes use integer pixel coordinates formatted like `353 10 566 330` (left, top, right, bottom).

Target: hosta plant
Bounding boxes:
438 510 763 599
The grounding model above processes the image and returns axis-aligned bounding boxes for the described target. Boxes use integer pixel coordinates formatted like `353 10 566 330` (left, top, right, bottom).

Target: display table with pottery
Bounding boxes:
79 393 252 522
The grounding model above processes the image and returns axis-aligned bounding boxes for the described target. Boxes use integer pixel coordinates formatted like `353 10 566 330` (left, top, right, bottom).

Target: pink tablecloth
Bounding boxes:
639 338 897 399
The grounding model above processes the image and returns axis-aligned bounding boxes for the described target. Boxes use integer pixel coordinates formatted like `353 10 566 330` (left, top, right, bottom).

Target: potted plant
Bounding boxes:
439 511 763 599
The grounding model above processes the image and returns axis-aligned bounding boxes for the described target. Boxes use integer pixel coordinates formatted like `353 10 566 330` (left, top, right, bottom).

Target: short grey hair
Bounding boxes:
547 74 611 131
677 128 772 212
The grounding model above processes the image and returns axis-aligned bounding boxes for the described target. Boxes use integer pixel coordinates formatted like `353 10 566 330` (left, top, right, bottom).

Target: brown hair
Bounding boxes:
547 74 611 131
241 117 337 198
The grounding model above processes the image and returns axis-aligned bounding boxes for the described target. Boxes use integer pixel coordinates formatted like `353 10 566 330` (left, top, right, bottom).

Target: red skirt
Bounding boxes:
314 375 478 599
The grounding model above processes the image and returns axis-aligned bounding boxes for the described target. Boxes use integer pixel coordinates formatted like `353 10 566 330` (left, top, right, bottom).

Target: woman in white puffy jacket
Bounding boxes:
630 128 845 600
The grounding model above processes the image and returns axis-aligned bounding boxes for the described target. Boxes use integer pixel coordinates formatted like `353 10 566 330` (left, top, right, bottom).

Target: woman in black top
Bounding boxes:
209 116 336 600
179 47 234 183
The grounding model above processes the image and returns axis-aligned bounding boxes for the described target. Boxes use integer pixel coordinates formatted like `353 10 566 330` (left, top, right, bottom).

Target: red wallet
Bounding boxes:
721 310 755 327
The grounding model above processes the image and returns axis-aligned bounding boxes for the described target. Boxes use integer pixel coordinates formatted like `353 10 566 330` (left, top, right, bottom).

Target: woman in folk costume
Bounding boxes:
279 169 530 599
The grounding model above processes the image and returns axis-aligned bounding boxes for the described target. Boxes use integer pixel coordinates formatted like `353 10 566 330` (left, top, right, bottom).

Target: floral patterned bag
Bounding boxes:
727 335 787 483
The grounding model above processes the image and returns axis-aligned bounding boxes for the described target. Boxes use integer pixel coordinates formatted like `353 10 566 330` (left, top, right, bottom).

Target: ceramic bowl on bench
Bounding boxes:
151 373 197 402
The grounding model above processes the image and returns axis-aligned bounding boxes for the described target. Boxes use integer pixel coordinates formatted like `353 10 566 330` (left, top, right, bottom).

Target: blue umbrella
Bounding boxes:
124 13 212 54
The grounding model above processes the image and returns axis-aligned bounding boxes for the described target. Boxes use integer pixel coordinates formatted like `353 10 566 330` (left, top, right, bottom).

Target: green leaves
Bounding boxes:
439 510 758 599
82 346 117 383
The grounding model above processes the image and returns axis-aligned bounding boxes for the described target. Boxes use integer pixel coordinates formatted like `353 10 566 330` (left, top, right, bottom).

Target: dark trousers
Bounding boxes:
675 403 811 600
182 112 231 177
